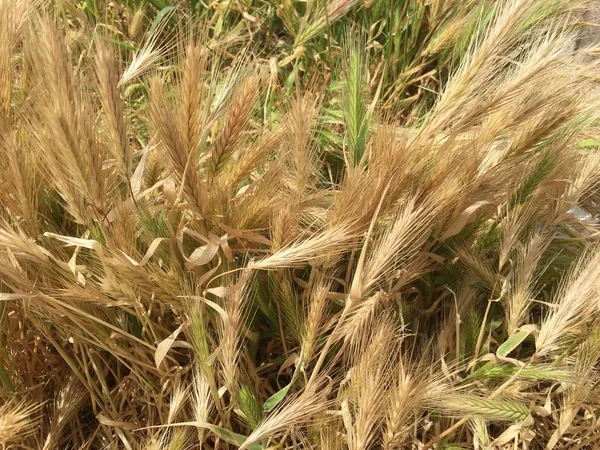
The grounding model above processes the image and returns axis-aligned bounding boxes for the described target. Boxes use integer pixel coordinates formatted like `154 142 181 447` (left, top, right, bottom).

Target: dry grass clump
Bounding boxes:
1 0 600 449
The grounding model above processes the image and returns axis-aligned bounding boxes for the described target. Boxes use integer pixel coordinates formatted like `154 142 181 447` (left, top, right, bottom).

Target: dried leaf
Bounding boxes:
155 323 185 369
186 239 219 267
44 233 98 249
122 237 168 266
439 201 493 241
97 414 137 430
205 270 251 298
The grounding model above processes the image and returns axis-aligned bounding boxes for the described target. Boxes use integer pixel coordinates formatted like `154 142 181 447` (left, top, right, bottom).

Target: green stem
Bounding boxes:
0 360 14 392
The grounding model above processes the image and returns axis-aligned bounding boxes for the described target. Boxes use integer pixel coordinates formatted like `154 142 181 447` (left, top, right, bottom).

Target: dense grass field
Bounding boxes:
2 0 600 448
